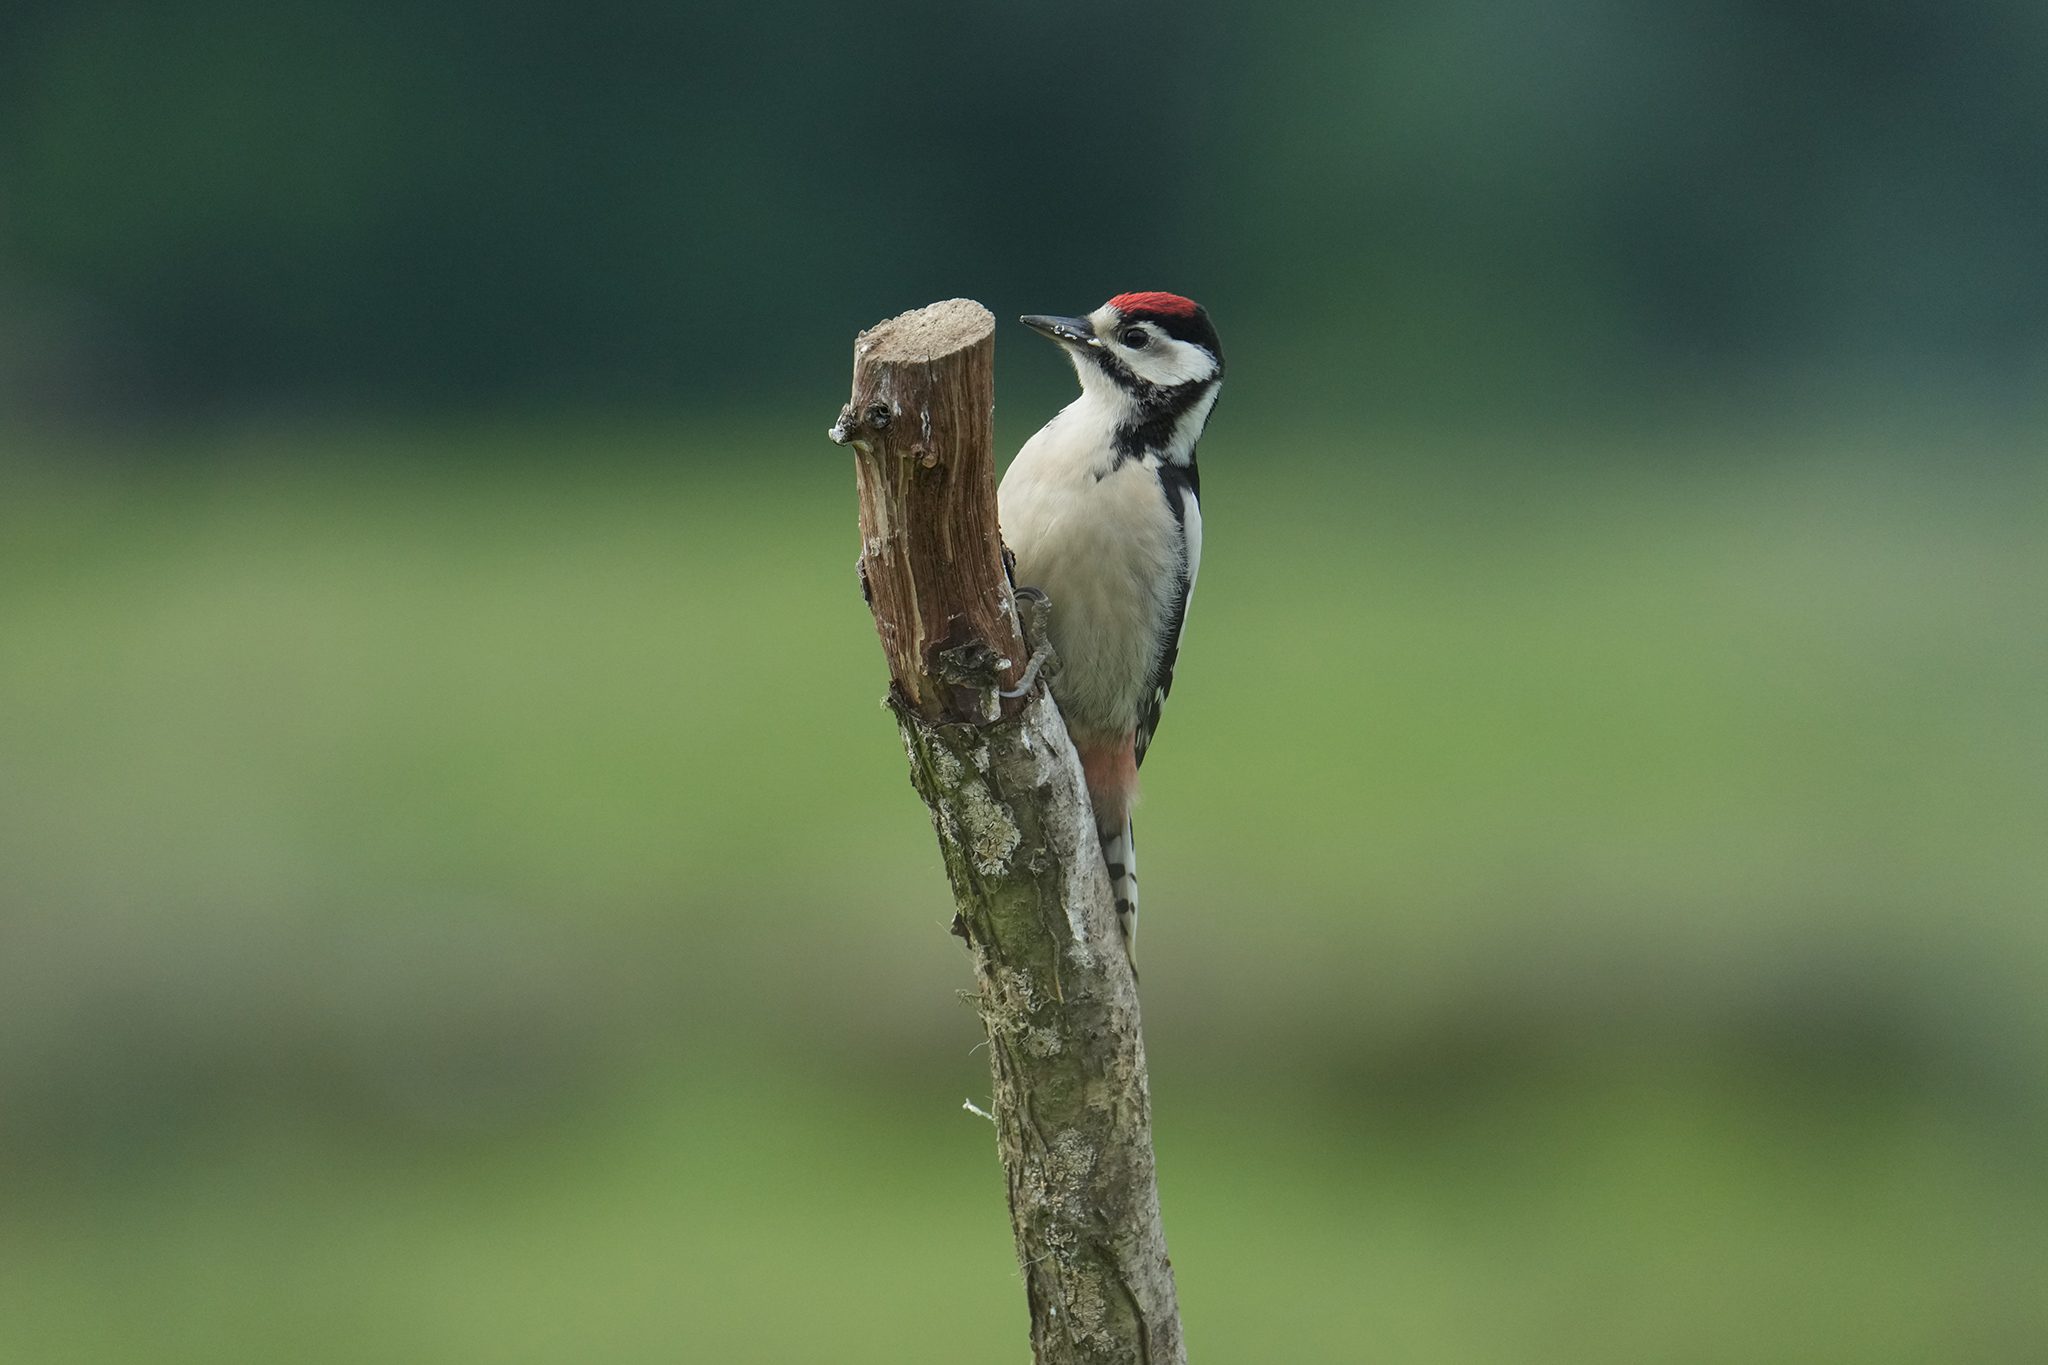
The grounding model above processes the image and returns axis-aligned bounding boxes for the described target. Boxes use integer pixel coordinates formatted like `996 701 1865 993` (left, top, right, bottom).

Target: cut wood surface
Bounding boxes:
835 298 1020 725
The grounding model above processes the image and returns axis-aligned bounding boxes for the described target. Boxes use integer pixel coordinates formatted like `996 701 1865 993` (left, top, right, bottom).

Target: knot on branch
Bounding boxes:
926 633 1010 725
934 635 1004 689
828 399 895 447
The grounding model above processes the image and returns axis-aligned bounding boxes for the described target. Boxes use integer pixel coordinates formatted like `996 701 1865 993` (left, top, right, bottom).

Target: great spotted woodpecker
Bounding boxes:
997 292 1224 956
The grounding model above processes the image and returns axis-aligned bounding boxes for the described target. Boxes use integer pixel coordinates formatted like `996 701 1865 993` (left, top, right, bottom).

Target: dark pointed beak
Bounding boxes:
1021 314 1100 348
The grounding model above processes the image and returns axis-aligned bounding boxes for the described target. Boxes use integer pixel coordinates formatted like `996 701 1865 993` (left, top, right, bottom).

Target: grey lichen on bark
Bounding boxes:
832 300 1185 1364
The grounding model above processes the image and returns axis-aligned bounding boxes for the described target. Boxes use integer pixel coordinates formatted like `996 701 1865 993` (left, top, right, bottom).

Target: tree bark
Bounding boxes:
832 299 1186 1364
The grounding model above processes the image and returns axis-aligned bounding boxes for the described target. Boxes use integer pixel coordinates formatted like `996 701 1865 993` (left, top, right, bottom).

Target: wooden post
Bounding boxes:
832 299 1186 1364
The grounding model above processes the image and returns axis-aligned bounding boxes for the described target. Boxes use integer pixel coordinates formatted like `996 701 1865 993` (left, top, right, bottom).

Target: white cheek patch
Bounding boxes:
1124 338 1217 388
1090 313 1215 387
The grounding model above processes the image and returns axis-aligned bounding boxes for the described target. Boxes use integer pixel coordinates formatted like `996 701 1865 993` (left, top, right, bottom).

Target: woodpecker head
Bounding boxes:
1022 292 1223 460
1023 292 1224 392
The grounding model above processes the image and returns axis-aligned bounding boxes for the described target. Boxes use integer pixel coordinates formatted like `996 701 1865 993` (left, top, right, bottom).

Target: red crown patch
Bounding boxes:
1107 291 1199 319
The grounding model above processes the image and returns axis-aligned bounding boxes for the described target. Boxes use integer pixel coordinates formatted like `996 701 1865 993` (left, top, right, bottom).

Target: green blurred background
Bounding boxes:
3 3 2045 1361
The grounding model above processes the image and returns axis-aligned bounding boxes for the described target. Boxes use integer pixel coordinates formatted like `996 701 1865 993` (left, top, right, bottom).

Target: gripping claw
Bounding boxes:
1000 587 1059 699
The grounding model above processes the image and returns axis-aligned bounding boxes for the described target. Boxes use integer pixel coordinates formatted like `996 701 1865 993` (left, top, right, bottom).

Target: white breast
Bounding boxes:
998 397 1186 746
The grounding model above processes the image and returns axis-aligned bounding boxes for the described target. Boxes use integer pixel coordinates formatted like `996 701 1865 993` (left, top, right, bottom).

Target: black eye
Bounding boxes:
1120 327 1149 348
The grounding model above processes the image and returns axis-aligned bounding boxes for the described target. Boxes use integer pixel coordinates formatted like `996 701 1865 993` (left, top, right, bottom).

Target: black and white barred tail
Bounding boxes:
1100 818 1139 959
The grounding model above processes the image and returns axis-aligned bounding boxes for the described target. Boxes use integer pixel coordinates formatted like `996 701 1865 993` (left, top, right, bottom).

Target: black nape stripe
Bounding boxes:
1155 459 1199 527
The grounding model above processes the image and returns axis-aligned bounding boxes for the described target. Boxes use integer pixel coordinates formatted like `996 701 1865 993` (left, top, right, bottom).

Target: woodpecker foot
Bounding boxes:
999 587 1059 699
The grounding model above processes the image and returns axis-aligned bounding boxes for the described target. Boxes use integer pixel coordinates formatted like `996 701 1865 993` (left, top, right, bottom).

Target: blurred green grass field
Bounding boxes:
2 417 2044 1362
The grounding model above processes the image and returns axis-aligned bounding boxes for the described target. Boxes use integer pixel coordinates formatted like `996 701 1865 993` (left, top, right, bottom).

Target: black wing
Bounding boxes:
1135 459 1200 768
